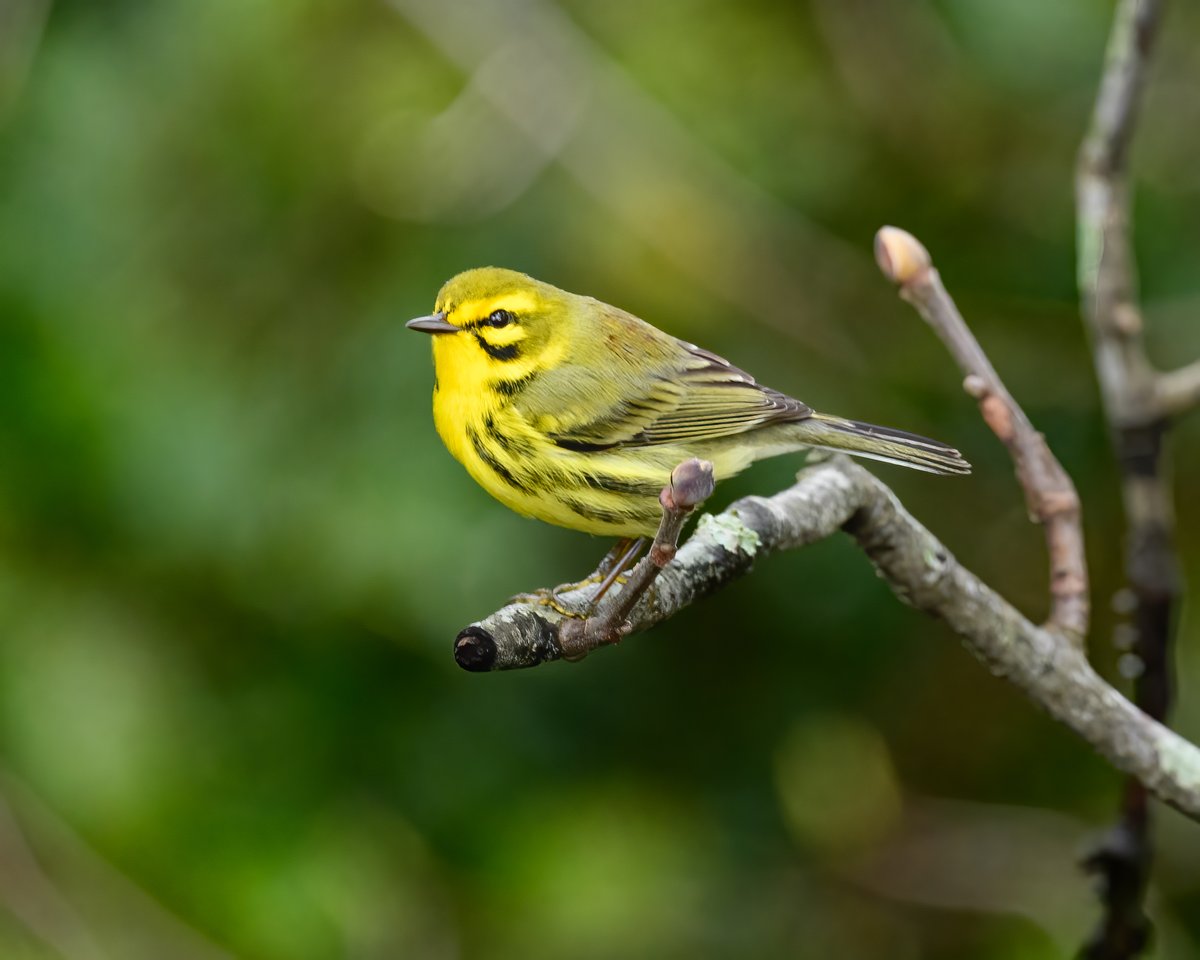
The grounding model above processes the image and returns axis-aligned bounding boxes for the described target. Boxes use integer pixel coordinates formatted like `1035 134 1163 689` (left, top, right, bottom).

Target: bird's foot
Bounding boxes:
507 538 646 620
507 584 591 620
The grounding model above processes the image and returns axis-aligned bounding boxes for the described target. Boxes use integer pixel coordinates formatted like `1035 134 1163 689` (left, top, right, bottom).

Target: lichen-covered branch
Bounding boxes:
456 456 1200 821
875 227 1089 641
454 458 851 673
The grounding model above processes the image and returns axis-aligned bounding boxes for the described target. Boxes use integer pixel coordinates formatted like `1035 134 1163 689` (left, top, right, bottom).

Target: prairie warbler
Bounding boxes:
409 268 968 540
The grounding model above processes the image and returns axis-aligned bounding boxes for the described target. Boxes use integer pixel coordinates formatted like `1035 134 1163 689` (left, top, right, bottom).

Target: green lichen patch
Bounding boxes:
697 512 762 557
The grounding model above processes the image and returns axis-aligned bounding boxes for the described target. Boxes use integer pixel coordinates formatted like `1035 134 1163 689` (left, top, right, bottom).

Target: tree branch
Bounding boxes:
456 456 1200 820
455 459 851 673
875 227 1089 641
1075 0 1181 955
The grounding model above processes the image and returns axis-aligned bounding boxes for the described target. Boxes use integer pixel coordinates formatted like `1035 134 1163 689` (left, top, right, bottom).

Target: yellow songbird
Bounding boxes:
409 268 969 540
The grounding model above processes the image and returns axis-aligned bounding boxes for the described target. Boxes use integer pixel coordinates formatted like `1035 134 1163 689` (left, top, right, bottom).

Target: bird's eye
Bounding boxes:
485 310 514 328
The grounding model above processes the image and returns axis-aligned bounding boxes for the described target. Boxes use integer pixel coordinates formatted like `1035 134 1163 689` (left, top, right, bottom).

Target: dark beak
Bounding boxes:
406 313 458 334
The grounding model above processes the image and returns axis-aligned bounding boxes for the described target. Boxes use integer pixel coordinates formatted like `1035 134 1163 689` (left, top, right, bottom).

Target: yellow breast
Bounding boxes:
429 374 667 536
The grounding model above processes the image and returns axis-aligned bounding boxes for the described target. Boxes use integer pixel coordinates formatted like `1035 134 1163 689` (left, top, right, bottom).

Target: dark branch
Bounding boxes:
1075 0 1178 956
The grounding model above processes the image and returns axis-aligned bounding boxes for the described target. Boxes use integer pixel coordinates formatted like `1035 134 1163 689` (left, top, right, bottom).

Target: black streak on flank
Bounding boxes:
562 496 625 526
483 412 534 457
474 333 521 362
469 426 529 492
581 473 662 497
483 414 512 452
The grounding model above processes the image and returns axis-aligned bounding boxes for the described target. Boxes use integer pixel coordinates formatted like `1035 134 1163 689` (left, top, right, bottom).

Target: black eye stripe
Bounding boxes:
474 333 521 362
461 309 517 331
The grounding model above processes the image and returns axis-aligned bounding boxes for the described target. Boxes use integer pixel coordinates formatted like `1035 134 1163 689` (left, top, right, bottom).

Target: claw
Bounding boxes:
507 586 590 620
507 537 646 620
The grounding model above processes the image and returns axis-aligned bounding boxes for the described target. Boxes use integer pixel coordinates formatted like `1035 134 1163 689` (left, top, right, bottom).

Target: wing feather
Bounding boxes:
631 344 811 445
516 326 812 451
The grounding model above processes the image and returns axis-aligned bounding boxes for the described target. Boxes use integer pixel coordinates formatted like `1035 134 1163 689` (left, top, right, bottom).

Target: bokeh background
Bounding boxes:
1 0 1199 957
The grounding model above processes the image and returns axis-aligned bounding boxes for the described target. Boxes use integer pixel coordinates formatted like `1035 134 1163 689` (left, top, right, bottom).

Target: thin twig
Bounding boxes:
875 227 1089 641
1075 0 1178 956
0 790 104 960
0 770 234 960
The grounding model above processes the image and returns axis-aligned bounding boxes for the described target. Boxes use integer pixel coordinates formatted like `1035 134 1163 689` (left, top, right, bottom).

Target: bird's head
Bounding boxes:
408 268 575 385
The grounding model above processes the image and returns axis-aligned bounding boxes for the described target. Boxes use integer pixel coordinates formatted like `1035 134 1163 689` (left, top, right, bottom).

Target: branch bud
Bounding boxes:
874 226 932 285
1112 303 1143 337
664 458 715 511
963 374 989 399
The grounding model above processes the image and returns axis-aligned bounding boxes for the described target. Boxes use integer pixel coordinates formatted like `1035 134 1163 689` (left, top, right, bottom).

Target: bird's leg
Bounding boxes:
508 537 641 613
559 459 715 660
590 537 642 582
587 537 646 606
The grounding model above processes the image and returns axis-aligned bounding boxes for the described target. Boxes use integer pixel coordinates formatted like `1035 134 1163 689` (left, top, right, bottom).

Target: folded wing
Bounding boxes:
517 333 812 452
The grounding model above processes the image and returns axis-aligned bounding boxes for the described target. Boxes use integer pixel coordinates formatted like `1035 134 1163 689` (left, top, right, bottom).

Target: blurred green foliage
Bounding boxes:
1 1 1199 957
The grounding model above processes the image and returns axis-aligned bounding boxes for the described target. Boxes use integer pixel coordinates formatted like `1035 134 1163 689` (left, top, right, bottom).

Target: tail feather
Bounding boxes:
795 413 971 476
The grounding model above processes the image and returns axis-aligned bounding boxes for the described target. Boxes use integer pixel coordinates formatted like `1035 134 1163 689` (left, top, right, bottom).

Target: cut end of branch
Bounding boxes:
874 226 932 286
455 626 497 672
